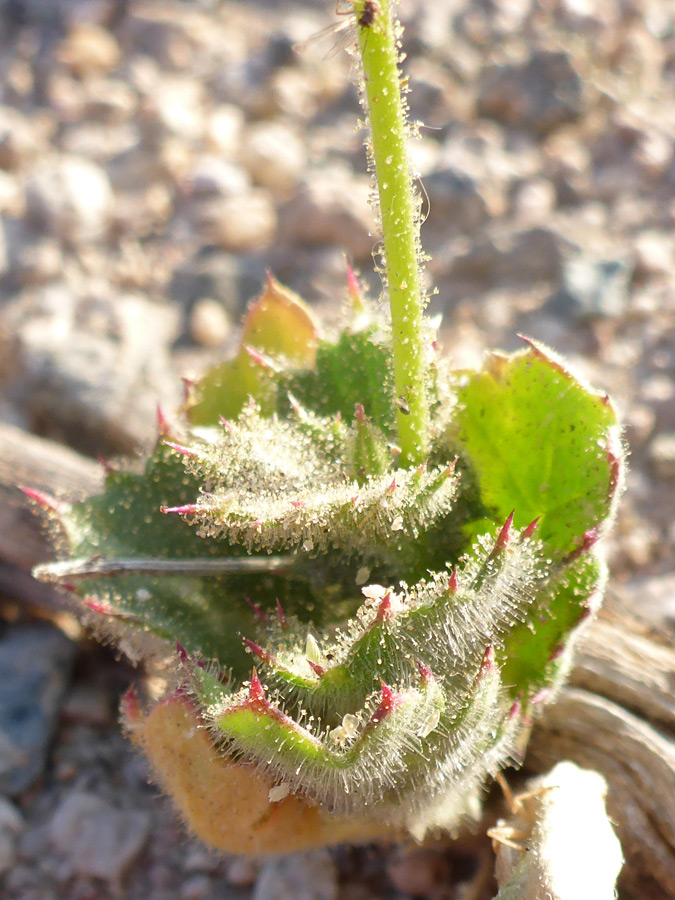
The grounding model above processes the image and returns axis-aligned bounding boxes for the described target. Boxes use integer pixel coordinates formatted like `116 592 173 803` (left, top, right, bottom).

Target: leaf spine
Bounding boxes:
160 504 201 517
19 485 64 513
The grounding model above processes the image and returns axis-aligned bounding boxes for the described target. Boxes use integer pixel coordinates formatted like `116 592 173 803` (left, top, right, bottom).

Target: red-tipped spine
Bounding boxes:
160 503 200 516
181 376 195 403
565 526 601 563
447 567 459 594
176 640 189 664
83 597 115 615
530 687 552 706
474 645 495 686
417 661 433 685
520 516 541 541
275 599 287 629
156 404 171 438
241 636 273 665
163 441 199 459
245 597 267 624
243 344 280 372
121 685 142 724
247 669 266 706
547 641 566 663
493 510 514 554
19 486 62 514
345 258 366 313
97 455 115 475
307 659 326 677
370 681 402 726
375 592 393 622
606 445 622 499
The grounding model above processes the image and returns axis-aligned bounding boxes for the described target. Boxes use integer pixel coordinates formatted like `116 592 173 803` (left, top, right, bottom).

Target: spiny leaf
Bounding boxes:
452 340 621 556
206 521 545 723
209 661 509 823
499 553 605 701
284 326 397 434
126 693 387 854
179 406 459 568
41 443 317 671
31 326 623 847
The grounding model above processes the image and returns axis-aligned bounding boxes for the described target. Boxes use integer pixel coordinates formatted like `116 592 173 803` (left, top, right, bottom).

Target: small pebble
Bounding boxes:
0 105 39 169
153 76 206 141
252 850 338 900
634 231 674 279
25 154 113 241
57 23 121 76
206 104 245 157
186 155 250 200
61 684 114 727
242 121 307 196
279 168 375 260
180 874 212 900
227 855 261 887
649 432 675 481
49 792 150 883
205 190 277 252
183 844 221 874
0 797 24 875
0 624 75 795
14 238 63 285
386 846 449 897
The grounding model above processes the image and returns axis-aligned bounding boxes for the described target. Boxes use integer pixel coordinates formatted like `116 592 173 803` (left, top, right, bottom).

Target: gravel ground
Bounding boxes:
0 0 673 897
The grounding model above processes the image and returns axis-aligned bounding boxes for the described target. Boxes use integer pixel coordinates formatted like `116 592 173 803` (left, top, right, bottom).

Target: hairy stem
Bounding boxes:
355 0 429 465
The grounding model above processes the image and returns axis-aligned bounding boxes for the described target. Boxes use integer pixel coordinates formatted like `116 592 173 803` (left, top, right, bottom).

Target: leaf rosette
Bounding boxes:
32 279 622 852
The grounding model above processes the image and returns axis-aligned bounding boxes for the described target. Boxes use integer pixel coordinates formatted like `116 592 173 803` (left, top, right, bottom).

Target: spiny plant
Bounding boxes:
29 0 623 855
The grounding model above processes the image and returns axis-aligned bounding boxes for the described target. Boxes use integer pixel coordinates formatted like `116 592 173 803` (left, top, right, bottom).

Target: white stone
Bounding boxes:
187 155 250 200
206 105 245 158
49 792 150 883
153 77 205 141
242 121 307 195
253 850 338 900
25 155 113 240
205 190 277 252
190 298 232 348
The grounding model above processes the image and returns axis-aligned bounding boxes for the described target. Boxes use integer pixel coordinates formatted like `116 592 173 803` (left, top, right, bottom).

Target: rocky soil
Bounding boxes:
0 0 673 898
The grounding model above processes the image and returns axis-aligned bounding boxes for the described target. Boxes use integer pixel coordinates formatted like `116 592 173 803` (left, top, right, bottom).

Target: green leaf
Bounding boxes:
48 445 320 674
187 353 275 426
498 554 605 700
180 408 458 571
188 275 319 426
453 340 620 556
285 327 396 435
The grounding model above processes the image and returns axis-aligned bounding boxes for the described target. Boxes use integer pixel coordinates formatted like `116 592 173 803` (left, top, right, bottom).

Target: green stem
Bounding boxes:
355 0 428 465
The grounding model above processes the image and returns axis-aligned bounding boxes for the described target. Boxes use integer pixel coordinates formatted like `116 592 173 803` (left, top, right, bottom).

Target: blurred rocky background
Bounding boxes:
0 0 673 898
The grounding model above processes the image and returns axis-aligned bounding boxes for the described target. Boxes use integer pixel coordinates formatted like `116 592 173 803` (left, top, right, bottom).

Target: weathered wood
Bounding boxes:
0 422 673 898
0 421 102 608
571 617 675 729
528 639 675 900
